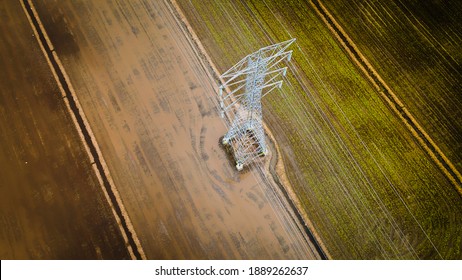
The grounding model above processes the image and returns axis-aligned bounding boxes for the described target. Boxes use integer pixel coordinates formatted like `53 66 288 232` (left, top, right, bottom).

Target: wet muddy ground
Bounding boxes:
22 0 321 259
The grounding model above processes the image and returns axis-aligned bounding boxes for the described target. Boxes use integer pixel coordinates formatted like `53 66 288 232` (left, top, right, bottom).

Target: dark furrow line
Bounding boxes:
22 0 143 259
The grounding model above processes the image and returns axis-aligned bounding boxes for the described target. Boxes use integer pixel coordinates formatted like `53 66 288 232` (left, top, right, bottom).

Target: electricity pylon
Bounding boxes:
219 39 295 171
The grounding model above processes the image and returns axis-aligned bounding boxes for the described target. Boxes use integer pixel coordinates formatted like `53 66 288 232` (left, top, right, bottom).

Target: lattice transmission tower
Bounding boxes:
219 39 295 171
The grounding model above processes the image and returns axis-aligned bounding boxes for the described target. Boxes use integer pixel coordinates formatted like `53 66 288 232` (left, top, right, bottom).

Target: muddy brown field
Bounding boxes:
3 0 322 259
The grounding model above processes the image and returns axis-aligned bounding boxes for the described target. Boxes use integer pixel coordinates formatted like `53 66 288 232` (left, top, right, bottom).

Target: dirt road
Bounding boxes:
30 0 321 259
0 0 130 259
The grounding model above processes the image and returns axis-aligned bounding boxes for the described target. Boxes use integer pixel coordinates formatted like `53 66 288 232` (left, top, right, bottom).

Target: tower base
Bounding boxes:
235 161 243 171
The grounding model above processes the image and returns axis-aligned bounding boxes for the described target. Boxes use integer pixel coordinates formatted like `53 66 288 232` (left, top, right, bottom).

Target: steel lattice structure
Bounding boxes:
219 39 295 170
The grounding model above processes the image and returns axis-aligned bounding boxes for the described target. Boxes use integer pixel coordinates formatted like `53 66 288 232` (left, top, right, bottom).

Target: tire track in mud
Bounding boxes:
311 0 462 195
21 0 145 259
166 0 327 259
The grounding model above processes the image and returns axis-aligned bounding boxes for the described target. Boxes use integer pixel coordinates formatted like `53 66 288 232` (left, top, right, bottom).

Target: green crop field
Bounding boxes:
322 0 462 175
175 0 462 259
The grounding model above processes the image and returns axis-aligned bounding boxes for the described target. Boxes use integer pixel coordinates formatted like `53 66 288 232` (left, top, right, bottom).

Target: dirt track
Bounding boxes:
29 0 321 259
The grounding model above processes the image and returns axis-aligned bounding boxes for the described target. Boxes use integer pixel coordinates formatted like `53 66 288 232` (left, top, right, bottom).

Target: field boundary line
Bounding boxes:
21 0 146 259
310 0 462 195
166 0 330 259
